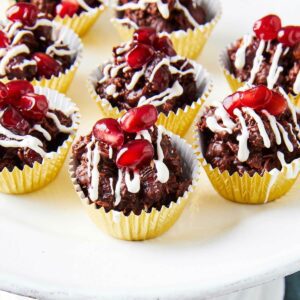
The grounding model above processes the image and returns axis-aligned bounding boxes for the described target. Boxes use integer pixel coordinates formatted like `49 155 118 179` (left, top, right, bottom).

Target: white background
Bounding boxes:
0 0 299 299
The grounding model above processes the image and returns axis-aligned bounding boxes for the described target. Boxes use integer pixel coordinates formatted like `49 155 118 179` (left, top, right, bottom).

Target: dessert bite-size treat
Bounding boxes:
89 28 211 136
197 85 300 204
221 14 300 105
0 80 80 194
0 3 82 92
70 104 200 240
111 0 222 59
14 0 105 36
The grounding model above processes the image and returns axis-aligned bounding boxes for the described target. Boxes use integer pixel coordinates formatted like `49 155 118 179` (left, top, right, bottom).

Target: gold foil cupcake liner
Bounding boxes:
1 23 83 94
69 128 201 241
111 0 222 59
0 87 80 194
219 44 300 107
55 5 105 37
194 124 300 204
88 61 212 137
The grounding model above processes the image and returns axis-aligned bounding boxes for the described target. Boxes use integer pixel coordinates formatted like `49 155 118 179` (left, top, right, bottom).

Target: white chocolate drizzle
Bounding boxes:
155 126 170 183
267 43 283 90
235 36 297 94
126 66 146 90
88 142 101 201
248 40 265 85
33 124 51 141
46 112 75 134
114 169 123 206
234 35 253 70
138 80 184 107
0 117 46 157
77 0 96 12
294 71 300 95
233 108 250 162
125 170 140 193
243 107 271 148
0 44 30 75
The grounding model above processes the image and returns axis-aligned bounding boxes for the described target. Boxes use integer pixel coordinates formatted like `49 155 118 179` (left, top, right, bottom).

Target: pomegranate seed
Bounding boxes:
223 91 243 116
0 82 8 109
133 27 157 45
0 31 10 48
240 85 272 109
56 0 79 18
6 3 38 27
277 26 300 47
253 14 282 41
116 140 154 170
93 118 124 148
32 53 61 79
126 44 154 69
265 91 287 115
0 82 8 99
17 93 48 122
120 105 158 133
0 106 30 135
6 80 34 103
154 36 176 56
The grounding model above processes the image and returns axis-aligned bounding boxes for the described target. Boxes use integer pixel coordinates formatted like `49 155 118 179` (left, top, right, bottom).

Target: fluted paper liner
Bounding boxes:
194 121 300 204
88 61 212 137
111 0 222 59
0 87 80 194
219 43 300 107
1 24 83 93
55 5 105 37
69 128 201 241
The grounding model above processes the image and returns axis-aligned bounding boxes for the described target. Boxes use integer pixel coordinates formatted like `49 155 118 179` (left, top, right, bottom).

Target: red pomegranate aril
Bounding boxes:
1 106 30 135
116 140 154 170
133 27 157 45
17 93 48 122
240 85 272 109
93 118 124 148
6 80 34 103
126 44 154 69
154 36 176 56
33 53 61 79
0 82 8 99
0 31 10 48
265 91 287 116
0 82 8 108
277 26 300 47
120 105 158 133
6 3 38 27
253 14 282 41
56 0 79 18
223 91 243 116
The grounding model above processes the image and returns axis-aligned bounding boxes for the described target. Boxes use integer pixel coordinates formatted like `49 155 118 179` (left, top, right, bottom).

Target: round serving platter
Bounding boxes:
0 0 300 299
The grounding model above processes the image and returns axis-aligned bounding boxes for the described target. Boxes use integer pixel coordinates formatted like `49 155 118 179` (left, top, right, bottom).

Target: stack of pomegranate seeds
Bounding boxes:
253 14 300 46
126 28 176 69
223 85 287 116
0 80 48 135
92 105 158 170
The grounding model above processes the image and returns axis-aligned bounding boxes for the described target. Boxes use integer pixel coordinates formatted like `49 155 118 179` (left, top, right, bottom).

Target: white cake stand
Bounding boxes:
0 0 299 299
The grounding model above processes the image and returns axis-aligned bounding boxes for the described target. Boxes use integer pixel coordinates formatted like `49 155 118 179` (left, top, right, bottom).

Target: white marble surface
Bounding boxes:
0 0 299 299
